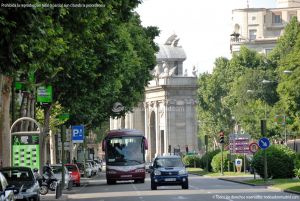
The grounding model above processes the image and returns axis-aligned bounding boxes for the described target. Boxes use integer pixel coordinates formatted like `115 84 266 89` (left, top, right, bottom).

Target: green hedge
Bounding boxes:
183 155 201 167
199 150 220 172
211 151 249 173
252 144 296 179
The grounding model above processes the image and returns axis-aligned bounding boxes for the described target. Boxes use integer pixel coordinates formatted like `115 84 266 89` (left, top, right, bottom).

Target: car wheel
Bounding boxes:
182 181 189 189
76 183 80 187
151 181 157 190
107 179 116 185
39 185 48 195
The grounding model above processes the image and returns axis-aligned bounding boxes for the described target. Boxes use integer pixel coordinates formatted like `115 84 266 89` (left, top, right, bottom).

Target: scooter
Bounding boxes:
34 171 57 195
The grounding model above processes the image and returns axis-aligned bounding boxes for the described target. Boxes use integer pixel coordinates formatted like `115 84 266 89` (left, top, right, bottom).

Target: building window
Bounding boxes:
249 29 257 40
252 16 256 21
273 13 282 24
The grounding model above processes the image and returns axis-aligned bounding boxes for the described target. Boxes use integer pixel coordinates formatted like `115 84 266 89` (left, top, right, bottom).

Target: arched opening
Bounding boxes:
150 111 156 160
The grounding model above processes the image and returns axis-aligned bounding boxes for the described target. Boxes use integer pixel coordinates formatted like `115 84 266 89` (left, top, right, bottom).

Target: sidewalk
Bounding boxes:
41 194 68 201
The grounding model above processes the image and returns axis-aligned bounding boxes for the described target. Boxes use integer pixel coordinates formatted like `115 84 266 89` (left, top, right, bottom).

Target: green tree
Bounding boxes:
270 16 300 136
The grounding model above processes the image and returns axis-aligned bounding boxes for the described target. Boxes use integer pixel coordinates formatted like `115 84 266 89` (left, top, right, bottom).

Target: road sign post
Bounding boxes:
258 137 270 182
249 142 259 179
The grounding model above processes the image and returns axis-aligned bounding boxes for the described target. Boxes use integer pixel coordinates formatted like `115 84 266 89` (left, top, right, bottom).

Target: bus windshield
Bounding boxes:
106 136 145 166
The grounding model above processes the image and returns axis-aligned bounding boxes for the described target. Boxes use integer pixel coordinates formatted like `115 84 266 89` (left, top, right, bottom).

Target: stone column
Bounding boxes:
144 102 150 161
164 100 169 155
168 99 176 151
185 98 192 152
155 101 160 156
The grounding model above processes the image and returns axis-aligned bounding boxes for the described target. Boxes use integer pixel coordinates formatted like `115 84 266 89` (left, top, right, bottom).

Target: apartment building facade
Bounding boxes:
230 0 300 54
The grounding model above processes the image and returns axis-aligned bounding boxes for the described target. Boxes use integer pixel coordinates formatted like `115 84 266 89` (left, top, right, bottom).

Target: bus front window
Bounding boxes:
106 137 144 165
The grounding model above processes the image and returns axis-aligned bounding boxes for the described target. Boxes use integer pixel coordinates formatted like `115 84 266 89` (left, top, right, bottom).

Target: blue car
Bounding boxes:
150 155 188 190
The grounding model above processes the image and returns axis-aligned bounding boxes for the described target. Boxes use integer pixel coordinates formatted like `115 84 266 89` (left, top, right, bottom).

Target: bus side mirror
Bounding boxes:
102 140 106 151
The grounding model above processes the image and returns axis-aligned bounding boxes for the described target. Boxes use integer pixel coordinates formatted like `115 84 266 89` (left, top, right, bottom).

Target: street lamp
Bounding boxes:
283 70 293 74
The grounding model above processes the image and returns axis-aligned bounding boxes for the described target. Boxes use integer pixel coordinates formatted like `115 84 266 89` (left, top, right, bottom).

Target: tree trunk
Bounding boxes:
40 104 52 167
24 93 31 131
29 95 35 130
0 75 12 167
0 74 3 167
19 92 27 131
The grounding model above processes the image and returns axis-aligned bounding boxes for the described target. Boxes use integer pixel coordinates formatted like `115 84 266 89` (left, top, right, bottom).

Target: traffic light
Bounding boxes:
219 130 225 143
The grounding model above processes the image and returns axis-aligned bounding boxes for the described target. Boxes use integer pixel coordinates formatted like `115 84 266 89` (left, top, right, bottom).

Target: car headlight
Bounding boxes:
154 170 161 176
178 169 187 175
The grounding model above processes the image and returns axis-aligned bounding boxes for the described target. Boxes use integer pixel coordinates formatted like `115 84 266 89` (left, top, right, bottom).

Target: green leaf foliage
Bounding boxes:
199 149 220 172
0 1 158 128
252 144 296 179
183 155 201 168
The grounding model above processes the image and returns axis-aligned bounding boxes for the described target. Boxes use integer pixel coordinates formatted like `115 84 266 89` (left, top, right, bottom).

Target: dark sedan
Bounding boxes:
1 167 40 201
150 155 189 190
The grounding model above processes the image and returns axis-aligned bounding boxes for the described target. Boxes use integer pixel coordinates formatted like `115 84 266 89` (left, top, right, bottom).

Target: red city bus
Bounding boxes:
102 129 148 184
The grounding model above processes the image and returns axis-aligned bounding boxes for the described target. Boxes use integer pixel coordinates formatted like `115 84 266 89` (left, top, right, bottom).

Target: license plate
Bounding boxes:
121 175 132 178
165 178 176 182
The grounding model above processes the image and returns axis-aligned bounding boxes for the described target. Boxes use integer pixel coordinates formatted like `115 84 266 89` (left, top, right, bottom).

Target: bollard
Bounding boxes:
55 181 62 199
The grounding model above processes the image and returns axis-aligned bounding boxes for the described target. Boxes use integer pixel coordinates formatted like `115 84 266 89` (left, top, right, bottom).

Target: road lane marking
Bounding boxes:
131 183 145 201
68 188 282 199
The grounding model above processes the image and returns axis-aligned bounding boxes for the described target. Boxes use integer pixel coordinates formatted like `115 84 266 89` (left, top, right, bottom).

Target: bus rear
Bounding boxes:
102 129 148 184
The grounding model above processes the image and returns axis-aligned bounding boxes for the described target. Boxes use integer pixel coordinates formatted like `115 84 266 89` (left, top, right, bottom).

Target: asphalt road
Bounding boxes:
65 172 299 201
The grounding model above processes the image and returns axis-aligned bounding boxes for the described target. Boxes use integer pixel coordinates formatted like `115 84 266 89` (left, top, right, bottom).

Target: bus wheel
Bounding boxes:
107 179 116 185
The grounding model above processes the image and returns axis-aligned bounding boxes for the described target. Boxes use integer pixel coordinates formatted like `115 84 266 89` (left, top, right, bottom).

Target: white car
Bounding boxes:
93 160 102 172
85 163 93 178
0 172 14 201
87 161 98 175
50 164 72 190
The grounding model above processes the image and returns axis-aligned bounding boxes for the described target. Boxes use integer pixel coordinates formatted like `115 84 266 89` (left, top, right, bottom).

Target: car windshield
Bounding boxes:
154 158 184 168
51 166 63 174
65 165 77 172
76 163 84 170
1 168 33 181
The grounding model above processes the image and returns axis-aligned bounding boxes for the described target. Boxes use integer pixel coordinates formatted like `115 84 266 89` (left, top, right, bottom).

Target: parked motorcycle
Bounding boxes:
34 167 57 195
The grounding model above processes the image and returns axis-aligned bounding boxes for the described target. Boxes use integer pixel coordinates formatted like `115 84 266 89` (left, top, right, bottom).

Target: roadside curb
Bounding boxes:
41 194 68 201
283 189 300 195
218 178 258 187
219 178 300 196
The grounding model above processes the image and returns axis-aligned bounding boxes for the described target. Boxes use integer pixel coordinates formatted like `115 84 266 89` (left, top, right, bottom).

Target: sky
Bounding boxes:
136 0 277 74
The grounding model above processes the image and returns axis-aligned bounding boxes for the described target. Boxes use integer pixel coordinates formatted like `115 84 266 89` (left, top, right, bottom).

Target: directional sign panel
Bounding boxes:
72 125 84 143
258 137 270 150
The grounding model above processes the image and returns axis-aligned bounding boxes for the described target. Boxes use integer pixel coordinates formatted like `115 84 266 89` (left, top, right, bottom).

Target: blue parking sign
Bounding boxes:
72 125 84 143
